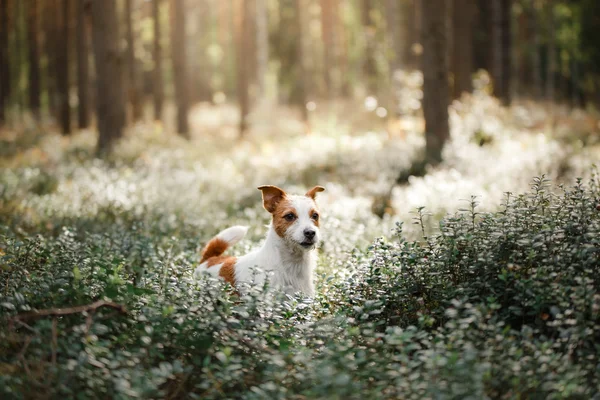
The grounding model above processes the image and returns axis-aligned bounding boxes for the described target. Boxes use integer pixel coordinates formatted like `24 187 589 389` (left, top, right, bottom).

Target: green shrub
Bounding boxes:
1 173 599 399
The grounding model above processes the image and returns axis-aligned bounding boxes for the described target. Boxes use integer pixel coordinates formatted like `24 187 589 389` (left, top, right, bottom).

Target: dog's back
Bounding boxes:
196 226 248 285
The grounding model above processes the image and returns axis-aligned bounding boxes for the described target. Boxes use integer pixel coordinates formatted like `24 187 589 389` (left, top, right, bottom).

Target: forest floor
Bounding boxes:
1 91 600 398
1 89 599 255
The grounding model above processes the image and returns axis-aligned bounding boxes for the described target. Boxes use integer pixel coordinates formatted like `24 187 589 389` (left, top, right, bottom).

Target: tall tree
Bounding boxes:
321 0 335 96
57 0 71 134
545 0 556 102
43 0 58 118
530 0 542 98
76 0 90 128
152 0 163 120
170 0 189 137
256 0 269 97
294 0 308 124
422 0 450 164
125 0 142 121
91 0 126 153
27 0 41 118
492 0 512 105
385 0 407 74
237 0 250 135
0 0 9 123
361 0 377 94
452 0 475 98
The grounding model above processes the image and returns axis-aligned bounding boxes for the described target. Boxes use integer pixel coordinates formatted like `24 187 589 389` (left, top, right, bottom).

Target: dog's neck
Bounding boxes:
257 224 316 295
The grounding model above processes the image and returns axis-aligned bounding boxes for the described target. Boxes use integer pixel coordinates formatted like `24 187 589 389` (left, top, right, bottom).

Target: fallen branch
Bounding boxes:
8 300 127 323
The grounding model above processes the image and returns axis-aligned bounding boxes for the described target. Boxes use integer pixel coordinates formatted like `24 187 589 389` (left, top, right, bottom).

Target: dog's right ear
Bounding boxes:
258 185 287 213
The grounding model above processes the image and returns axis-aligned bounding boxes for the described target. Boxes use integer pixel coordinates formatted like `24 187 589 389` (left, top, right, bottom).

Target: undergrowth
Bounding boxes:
1 170 599 399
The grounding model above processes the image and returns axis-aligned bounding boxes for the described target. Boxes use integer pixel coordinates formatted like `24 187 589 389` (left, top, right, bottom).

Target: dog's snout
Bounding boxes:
303 229 316 240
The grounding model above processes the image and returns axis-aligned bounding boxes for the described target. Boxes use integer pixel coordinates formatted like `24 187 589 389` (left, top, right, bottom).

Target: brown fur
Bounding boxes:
206 255 237 286
309 208 320 227
258 185 286 213
200 238 229 264
305 186 325 200
272 198 297 238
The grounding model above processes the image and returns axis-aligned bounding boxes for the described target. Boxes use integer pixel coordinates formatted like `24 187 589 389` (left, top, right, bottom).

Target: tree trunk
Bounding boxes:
473 0 492 72
452 0 474 98
57 0 71 134
422 0 450 165
125 0 142 121
0 0 10 123
43 0 58 118
76 0 90 128
91 0 126 153
152 0 163 121
530 0 542 98
255 0 268 97
492 0 511 105
321 0 334 96
170 0 189 137
386 0 408 73
295 0 308 123
545 0 555 102
237 0 250 136
27 0 41 118
361 0 377 95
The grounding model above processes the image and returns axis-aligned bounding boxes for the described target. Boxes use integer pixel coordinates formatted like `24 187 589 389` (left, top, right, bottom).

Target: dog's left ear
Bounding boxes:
305 186 325 200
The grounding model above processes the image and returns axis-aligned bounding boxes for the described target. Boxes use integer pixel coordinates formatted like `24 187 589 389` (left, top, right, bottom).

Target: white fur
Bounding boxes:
194 196 320 296
217 225 248 245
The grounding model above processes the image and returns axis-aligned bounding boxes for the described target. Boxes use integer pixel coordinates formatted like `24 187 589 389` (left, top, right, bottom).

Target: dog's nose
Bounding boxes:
304 229 316 240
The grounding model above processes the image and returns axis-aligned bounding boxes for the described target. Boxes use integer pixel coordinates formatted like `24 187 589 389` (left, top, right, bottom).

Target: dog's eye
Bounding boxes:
312 213 319 221
284 213 296 221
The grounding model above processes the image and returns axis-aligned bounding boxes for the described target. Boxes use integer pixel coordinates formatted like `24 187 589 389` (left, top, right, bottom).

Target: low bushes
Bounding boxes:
1 173 599 399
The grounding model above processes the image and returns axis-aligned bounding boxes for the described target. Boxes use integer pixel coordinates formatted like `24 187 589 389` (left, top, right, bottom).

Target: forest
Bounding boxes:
1 0 600 398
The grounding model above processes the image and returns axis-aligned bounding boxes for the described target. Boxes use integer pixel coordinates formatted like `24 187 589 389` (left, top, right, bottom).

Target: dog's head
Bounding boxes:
258 185 325 251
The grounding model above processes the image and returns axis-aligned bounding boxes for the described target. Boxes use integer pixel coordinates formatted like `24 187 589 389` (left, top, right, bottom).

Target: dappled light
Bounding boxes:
1 0 600 398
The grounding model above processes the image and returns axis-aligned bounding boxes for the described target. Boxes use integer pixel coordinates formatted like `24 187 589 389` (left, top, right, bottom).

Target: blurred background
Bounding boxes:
0 0 599 141
0 0 600 242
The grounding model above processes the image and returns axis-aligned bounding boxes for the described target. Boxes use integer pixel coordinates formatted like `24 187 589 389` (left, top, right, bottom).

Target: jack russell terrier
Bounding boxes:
194 185 325 296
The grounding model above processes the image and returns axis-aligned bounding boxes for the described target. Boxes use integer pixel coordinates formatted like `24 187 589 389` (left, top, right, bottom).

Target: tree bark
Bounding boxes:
91 0 126 153
255 0 268 98
492 0 511 105
295 0 308 123
170 0 189 137
0 0 10 123
125 0 142 121
57 0 71 134
152 0 163 121
545 0 555 102
452 0 474 98
530 0 542 98
76 0 90 128
27 0 41 118
422 0 450 165
321 0 334 96
237 0 250 136
43 0 58 118
361 0 377 95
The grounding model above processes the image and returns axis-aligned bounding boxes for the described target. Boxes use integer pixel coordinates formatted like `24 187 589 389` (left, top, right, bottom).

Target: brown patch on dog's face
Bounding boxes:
206 256 237 286
258 185 287 213
309 207 320 227
200 238 229 263
271 198 297 238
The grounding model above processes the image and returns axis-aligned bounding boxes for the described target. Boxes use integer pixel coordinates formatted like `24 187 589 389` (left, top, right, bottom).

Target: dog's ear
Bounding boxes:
305 186 325 200
258 185 287 213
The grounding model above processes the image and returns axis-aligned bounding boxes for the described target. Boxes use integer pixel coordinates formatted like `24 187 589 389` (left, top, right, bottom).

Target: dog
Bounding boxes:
194 185 325 296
